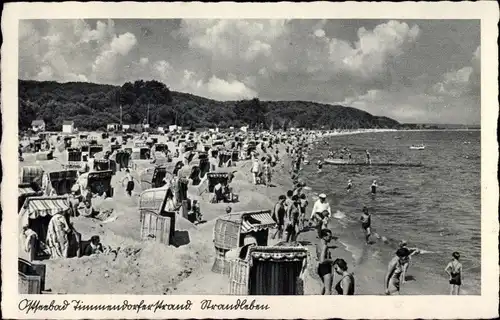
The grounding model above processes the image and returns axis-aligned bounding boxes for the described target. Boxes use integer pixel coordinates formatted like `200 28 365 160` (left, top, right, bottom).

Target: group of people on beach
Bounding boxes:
280 138 463 295
250 150 279 186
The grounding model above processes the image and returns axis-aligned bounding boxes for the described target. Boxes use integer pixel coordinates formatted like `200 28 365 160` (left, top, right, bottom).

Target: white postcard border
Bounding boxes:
2 2 499 319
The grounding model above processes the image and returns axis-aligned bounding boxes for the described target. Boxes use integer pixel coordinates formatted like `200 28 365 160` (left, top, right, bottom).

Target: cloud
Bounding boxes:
18 19 480 124
340 21 420 78
110 33 137 55
179 70 257 101
433 45 480 99
92 32 137 82
433 67 473 97
177 19 420 90
153 60 172 75
179 19 286 62
19 19 137 83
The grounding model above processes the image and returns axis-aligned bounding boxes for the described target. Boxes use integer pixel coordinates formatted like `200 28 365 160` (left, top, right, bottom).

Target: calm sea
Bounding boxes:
302 130 481 294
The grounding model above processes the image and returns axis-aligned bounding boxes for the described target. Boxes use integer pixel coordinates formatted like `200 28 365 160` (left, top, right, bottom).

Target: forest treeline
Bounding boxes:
19 79 400 131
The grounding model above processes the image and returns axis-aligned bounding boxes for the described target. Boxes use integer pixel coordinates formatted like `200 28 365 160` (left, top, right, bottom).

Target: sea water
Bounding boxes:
302 130 481 294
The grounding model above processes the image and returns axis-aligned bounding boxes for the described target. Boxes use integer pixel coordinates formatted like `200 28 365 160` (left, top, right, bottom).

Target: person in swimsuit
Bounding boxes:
317 160 323 173
333 258 355 295
371 180 378 196
445 251 463 295
316 229 335 295
385 248 411 295
285 195 301 242
272 195 286 240
398 240 421 284
365 150 372 165
360 206 372 243
298 193 309 231
347 179 353 193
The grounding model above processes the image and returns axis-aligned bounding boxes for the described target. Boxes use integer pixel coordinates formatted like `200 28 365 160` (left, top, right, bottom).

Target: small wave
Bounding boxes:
418 249 437 254
332 210 347 220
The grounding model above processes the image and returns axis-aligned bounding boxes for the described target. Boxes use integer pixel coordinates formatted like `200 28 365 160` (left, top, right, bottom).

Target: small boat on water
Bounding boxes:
324 158 351 165
409 144 425 150
323 158 423 167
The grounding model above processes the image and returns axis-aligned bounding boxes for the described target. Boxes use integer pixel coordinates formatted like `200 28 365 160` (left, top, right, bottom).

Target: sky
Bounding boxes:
19 19 480 124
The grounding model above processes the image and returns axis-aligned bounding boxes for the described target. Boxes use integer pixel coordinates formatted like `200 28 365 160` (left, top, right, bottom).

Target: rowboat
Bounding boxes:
323 158 423 167
323 158 350 165
409 145 425 150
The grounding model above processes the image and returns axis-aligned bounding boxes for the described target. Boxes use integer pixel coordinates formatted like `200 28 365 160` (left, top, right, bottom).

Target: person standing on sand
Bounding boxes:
251 157 261 185
360 206 372 243
333 258 355 295
46 210 71 259
272 195 287 240
445 252 463 295
298 193 309 231
284 190 294 211
285 195 300 242
21 226 38 261
316 229 335 295
263 158 272 186
385 248 411 295
120 169 139 197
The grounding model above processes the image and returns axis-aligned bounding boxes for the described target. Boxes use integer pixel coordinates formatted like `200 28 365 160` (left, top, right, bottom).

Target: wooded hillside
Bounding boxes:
19 79 400 131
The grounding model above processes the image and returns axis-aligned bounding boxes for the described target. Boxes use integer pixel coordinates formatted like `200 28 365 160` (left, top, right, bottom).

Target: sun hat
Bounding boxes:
319 193 327 198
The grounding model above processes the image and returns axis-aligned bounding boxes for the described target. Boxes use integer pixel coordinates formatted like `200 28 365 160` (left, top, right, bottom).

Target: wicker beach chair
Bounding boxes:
212 210 276 274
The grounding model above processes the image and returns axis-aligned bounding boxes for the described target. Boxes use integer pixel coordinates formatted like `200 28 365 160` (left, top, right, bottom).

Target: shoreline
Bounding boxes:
292 129 480 295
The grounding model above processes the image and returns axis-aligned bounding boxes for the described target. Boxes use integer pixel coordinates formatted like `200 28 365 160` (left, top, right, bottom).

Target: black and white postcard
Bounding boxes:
1 2 498 319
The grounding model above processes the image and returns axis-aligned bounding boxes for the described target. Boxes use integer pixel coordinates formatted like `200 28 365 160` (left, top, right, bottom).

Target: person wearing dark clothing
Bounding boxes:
83 235 104 256
333 258 355 295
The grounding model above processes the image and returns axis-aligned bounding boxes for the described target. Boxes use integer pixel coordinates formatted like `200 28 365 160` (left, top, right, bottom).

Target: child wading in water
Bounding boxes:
360 206 371 243
317 160 323 173
346 179 353 193
445 251 463 295
371 179 378 197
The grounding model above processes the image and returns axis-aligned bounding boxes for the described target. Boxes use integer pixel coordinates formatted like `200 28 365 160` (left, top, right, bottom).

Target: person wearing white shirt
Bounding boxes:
311 194 332 237
310 194 332 220
251 158 261 185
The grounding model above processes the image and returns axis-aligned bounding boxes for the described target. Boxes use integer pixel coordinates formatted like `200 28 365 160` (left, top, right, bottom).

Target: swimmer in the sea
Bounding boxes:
445 251 463 295
317 160 323 173
360 206 372 243
347 179 353 193
371 180 378 196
